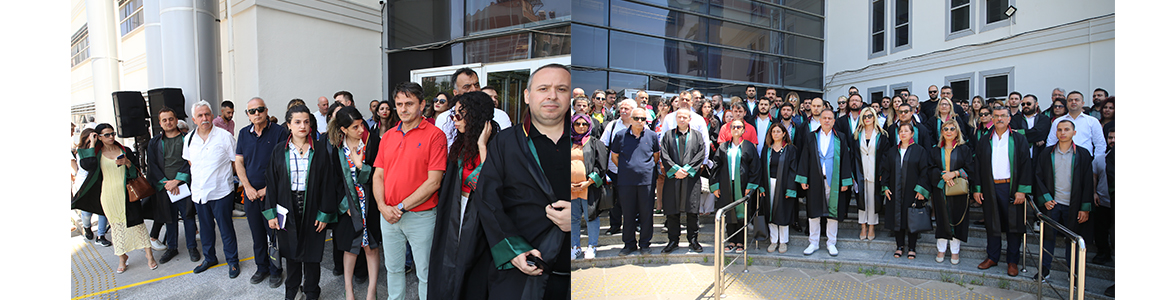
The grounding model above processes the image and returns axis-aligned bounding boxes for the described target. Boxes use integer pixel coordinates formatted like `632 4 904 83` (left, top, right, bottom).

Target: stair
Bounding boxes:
573 201 1115 299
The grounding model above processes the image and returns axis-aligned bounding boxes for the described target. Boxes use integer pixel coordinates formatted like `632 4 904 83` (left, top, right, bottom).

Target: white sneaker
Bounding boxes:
232 210 246 217
150 239 168 251
803 244 819 255
570 246 581 260
827 244 839 256
584 246 596 259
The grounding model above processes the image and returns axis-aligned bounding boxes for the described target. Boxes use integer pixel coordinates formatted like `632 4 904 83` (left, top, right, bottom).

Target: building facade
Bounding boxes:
823 0 1115 108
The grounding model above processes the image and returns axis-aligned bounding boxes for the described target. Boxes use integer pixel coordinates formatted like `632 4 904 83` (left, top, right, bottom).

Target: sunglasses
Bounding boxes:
450 111 463 121
731 125 744 129
929 91 938 93
1021 103 1033 106
838 101 847 105
898 110 911 114
632 117 647 122
979 112 992 117
435 98 447 104
246 106 267 115
942 127 958 132
100 132 117 137
1054 105 1066 108
862 114 874 119
595 97 604 100
574 122 590 127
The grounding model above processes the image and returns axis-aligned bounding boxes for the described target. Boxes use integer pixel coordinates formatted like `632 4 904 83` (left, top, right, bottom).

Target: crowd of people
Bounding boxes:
570 85 1116 285
70 63 573 300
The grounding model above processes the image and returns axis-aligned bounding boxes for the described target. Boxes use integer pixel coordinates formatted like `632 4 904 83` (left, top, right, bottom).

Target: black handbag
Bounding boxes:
267 233 280 264
907 201 933 234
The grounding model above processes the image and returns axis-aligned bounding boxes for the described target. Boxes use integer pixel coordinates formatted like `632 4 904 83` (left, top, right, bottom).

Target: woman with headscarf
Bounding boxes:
569 113 607 258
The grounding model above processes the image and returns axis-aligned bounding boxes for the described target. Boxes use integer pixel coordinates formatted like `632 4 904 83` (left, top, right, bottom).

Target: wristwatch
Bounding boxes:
397 203 405 210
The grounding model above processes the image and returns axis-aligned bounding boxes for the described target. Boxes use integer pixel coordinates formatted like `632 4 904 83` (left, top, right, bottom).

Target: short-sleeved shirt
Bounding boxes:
528 121 571 200
183 127 237 204
612 126 660 186
374 120 448 212
236 123 289 190
213 116 235 136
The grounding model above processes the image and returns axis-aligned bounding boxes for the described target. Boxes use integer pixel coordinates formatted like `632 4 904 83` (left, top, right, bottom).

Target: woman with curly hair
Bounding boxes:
428 91 500 300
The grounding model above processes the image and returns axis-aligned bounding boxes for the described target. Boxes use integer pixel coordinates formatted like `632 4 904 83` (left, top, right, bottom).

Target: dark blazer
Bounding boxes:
144 133 193 223
660 128 706 215
330 132 382 254
262 136 338 262
71 145 146 227
1009 113 1053 158
879 143 936 232
1033 144 1095 229
885 120 932 145
970 129 1034 235
795 129 856 221
581 136 608 211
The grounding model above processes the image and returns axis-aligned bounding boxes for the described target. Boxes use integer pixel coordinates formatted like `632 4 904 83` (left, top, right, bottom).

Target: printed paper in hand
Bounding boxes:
275 205 289 230
168 184 192 203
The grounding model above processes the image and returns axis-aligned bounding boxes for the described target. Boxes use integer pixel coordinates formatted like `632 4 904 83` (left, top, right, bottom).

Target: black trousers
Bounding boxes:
543 273 570 300
666 213 699 243
607 171 623 230
617 184 653 249
285 260 321 300
1093 205 1114 258
894 230 919 250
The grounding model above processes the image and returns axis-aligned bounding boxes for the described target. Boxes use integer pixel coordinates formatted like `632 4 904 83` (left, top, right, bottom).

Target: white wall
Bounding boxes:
824 0 1116 108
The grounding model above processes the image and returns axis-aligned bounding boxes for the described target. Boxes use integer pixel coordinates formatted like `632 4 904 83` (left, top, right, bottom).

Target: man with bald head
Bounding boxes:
573 87 586 99
235 97 290 286
611 107 660 256
313 97 329 134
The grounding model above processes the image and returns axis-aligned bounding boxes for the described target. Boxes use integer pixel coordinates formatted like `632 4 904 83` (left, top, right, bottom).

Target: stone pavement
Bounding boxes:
70 215 421 300
572 263 1056 300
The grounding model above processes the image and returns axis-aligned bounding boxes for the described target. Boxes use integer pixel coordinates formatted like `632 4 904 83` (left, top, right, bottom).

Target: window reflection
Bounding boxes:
466 33 530 64
466 0 571 33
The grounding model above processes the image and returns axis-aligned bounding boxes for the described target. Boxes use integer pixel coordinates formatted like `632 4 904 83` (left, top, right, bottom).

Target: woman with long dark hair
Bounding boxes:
971 107 994 142
1044 97 1068 120
328 106 382 300
881 122 936 260
429 91 499 300
264 105 338 300
759 122 797 253
371 100 395 136
929 119 974 265
74 128 108 242
72 124 158 273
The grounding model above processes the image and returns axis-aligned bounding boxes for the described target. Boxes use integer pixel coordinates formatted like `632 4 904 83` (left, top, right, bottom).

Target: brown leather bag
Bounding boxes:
126 167 156 203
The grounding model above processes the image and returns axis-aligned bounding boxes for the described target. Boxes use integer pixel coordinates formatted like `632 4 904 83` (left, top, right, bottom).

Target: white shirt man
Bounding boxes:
657 108 710 166
313 97 329 134
184 125 237 205
1045 93 1107 158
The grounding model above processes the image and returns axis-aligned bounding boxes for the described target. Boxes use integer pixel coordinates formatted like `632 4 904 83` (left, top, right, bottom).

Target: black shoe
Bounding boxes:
405 264 414 274
661 241 680 254
618 247 636 256
1092 255 1112 265
229 265 241 278
1104 285 1114 297
269 271 284 288
194 259 219 274
606 228 622 235
250 271 270 284
333 267 343 276
354 275 368 285
188 248 201 262
84 227 94 240
96 236 112 247
640 249 650 255
1033 269 1050 282
159 249 179 264
688 240 703 253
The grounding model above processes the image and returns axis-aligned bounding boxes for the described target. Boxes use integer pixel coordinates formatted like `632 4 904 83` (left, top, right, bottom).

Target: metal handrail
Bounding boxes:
713 192 753 298
1026 198 1087 300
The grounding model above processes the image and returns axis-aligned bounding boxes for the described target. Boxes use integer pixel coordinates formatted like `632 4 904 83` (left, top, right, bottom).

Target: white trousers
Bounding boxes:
768 224 789 244
937 238 961 254
857 179 879 225
700 192 715 214
808 217 838 246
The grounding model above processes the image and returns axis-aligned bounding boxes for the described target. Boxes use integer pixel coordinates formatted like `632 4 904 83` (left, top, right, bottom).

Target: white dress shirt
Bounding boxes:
990 129 1011 180
1046 113 1107 158
753 115 771 154
313 111 328 134
492 108 513 131
183 127 237 204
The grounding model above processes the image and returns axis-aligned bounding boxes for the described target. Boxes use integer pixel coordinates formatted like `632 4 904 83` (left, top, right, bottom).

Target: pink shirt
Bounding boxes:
213 116 235 136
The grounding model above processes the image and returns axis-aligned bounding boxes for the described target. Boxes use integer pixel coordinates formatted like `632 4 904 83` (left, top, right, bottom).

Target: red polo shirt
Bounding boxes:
374 120 448 211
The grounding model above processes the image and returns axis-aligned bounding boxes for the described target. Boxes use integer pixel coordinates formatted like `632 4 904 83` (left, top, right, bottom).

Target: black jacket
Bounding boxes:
72 144 146 227
262 137 338 262
144 133 193 223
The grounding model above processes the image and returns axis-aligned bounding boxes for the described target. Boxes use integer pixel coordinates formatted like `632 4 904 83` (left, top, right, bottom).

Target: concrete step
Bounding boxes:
571 240 1114 300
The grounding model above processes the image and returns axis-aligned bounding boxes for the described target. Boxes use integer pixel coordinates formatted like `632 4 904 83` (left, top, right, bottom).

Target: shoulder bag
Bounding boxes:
126 167 156 203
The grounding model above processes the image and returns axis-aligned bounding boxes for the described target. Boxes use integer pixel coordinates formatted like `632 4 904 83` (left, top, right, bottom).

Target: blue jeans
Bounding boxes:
380 209 435 300
196 194 240 267
246 194 279 275
80 211 109 237
572 197 600 248
166 197 199 251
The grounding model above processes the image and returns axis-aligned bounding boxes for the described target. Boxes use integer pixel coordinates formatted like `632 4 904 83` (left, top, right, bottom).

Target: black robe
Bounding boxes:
143 133 194 224
580 136 608 215
72 145 146 227
1009 113 1052 158
885 120 932 146
880 143 936 232
928 143 975 242
970 129 1034 236
924 116 973 146
710 140 762 219
1033 144 1095 231
759 144 798 226
330 133 382 254
262 137 338 262
472 122 567 300
660 129 706 215
795 130 856 221
849 128 892 213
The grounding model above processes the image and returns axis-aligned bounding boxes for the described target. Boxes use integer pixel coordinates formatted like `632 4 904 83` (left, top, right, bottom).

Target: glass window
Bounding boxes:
781 9 823 38
782 58 822 90
609 31 700 77
71 25 90 67
573 0 608 26
709 19 777 53
773 0 824 16
782 34 822 61
609 71 648 92
465 33 530 64
611 0 707 43
119 0 143 36
950 0 971 33
950 80 970 101
986 0 1009 24
892 0 910 49
634 0 708 15
710 0 775 28
571 68 608 95
571 24 608 68
710 48 780 84
870 0 885 55
532 26 570 58
465 0 571 33
984 75 1008 99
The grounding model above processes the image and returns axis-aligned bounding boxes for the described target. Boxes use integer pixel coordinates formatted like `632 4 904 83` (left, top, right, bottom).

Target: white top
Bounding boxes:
313 111 328 134
1046 113 1107 158
656 109 710 165
72 152 89 194
990 129 1011 180
492 108 514 131
183 127 238 204
288 141 310 192
728 142 741 182
753 115 771 155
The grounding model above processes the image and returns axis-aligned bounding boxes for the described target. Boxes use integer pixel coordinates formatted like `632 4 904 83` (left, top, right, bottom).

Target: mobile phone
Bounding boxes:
117 153 125 160
525 254 549 271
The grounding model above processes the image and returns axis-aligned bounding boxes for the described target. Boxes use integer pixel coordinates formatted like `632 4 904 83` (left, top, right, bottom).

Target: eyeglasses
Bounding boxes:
100 132 117 137
246 106 267 115
632 117 647 122
942 127 958 132
862 114 874 119
574 122 590 127
731 125 744 129
1021 103 1033 107
435 98 447 104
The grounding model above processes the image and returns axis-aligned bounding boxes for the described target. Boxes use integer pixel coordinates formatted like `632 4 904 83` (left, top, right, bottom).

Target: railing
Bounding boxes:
713 192 754 298
1025 199 1087 300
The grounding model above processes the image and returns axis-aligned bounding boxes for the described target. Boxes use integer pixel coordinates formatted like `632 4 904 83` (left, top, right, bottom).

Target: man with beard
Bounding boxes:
1009 94 1052 158
800 98 813 121
834 94 865 137
743 85 759 115
919 85 940 120
886 103 932 145
777 103 798 143
1087 88 1109 119
747 97 776 155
